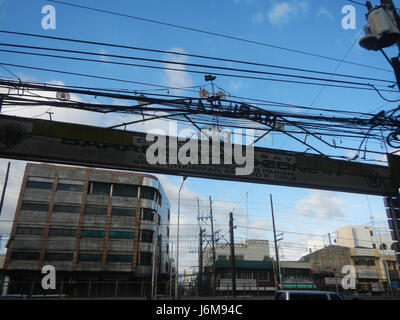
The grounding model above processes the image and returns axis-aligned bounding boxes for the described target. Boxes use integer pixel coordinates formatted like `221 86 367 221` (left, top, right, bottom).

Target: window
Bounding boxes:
372 243 376 249
45 252 73 261
85 205 107 215
21 202 49 212
89 182 111 196
11 251 40 260
218 255 227 260
107 254 132 262
354 258 376 266
109 231 134 239
140 187 155 200
57 183 83 192
380 243 387 250
142 208 154 221
81 229 105 238
78 253 102 262
370 230 374 236
53 204 80 213
26 181 53 190
16 226 44 236
140 230 153 243
167 209 170 221
289 293 328 300
48 228 76 237
111 207 136 217
113 184 138 198
237 272 253 279
139 252 152 266
258 272 269 281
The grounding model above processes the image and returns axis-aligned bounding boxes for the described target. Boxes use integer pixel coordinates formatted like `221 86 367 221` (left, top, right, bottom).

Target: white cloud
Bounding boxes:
229 80 244 92
267 1 309 26
252 11 266 24
162 47 193 95
295 190 346 220
98 48 108 62
315 6 334 21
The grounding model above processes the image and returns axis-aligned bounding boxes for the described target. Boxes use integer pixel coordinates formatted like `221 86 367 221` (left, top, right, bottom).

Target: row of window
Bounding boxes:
88 182 161 205
26 180 162 205
81 229 135 240
219 271 270 281
81 229 152 242
16 227 137 240
20 202 158 220
353 258 376 266
26 181 84 192
10 251 153 266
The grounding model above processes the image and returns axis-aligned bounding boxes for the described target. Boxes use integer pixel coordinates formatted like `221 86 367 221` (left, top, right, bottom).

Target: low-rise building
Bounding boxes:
3 163 171 297
203 239 270 267
301 245 392 294
280 261 316 289
215 260 275 294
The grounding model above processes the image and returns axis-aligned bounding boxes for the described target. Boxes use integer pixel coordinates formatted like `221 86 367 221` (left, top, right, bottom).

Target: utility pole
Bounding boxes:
209 196 217 297
361 1 400 89
382 0 400 89
229 212 237 297
197 198 203 297
169 242 173 297
270 194 281 290
0 162 10 216
328 233 339 294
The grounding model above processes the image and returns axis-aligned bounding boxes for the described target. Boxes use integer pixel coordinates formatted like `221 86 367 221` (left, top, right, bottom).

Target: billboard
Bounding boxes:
0 115 397 196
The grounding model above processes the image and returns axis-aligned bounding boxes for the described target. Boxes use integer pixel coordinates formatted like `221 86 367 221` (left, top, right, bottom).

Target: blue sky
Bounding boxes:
0 0 398 271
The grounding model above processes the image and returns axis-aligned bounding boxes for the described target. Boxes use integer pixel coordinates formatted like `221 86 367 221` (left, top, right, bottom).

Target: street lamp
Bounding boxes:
175 176 187 300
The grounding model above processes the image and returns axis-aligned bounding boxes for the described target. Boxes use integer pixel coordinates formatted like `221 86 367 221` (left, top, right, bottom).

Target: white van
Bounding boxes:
274 290 343 300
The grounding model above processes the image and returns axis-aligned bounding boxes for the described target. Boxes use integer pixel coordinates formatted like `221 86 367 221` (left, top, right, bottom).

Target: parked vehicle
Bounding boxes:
274 290 343 300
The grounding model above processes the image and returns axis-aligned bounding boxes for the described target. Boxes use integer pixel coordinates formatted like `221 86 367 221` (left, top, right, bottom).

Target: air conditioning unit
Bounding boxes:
359 5 400 51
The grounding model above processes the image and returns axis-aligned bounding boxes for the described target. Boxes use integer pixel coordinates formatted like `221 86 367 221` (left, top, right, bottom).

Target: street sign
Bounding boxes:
0 114 397 196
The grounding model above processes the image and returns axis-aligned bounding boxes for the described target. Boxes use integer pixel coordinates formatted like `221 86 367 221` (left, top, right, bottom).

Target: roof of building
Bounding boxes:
215 260 273 270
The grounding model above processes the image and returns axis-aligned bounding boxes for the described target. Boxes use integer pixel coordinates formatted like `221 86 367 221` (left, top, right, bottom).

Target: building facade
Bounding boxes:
203 240 270 267
336 225 396 252
202 240 273 295
3 163 170 296
280 261 316 289
301 245 396 294
336 225 399 290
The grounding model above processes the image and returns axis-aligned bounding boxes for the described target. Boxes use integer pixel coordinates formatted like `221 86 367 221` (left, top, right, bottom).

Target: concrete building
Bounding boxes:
214 260 275 294
336 225 396 253
280 261 316 289
307 240 325 254
3 163 170 297
203 239 270 267
336 225 399 290
202 240 273 295
301 245 392 293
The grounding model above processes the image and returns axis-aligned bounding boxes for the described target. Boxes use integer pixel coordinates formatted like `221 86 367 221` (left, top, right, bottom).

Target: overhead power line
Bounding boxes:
0 60 396 94
0 47 395 90
0 30 394 83
46 0 392 73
